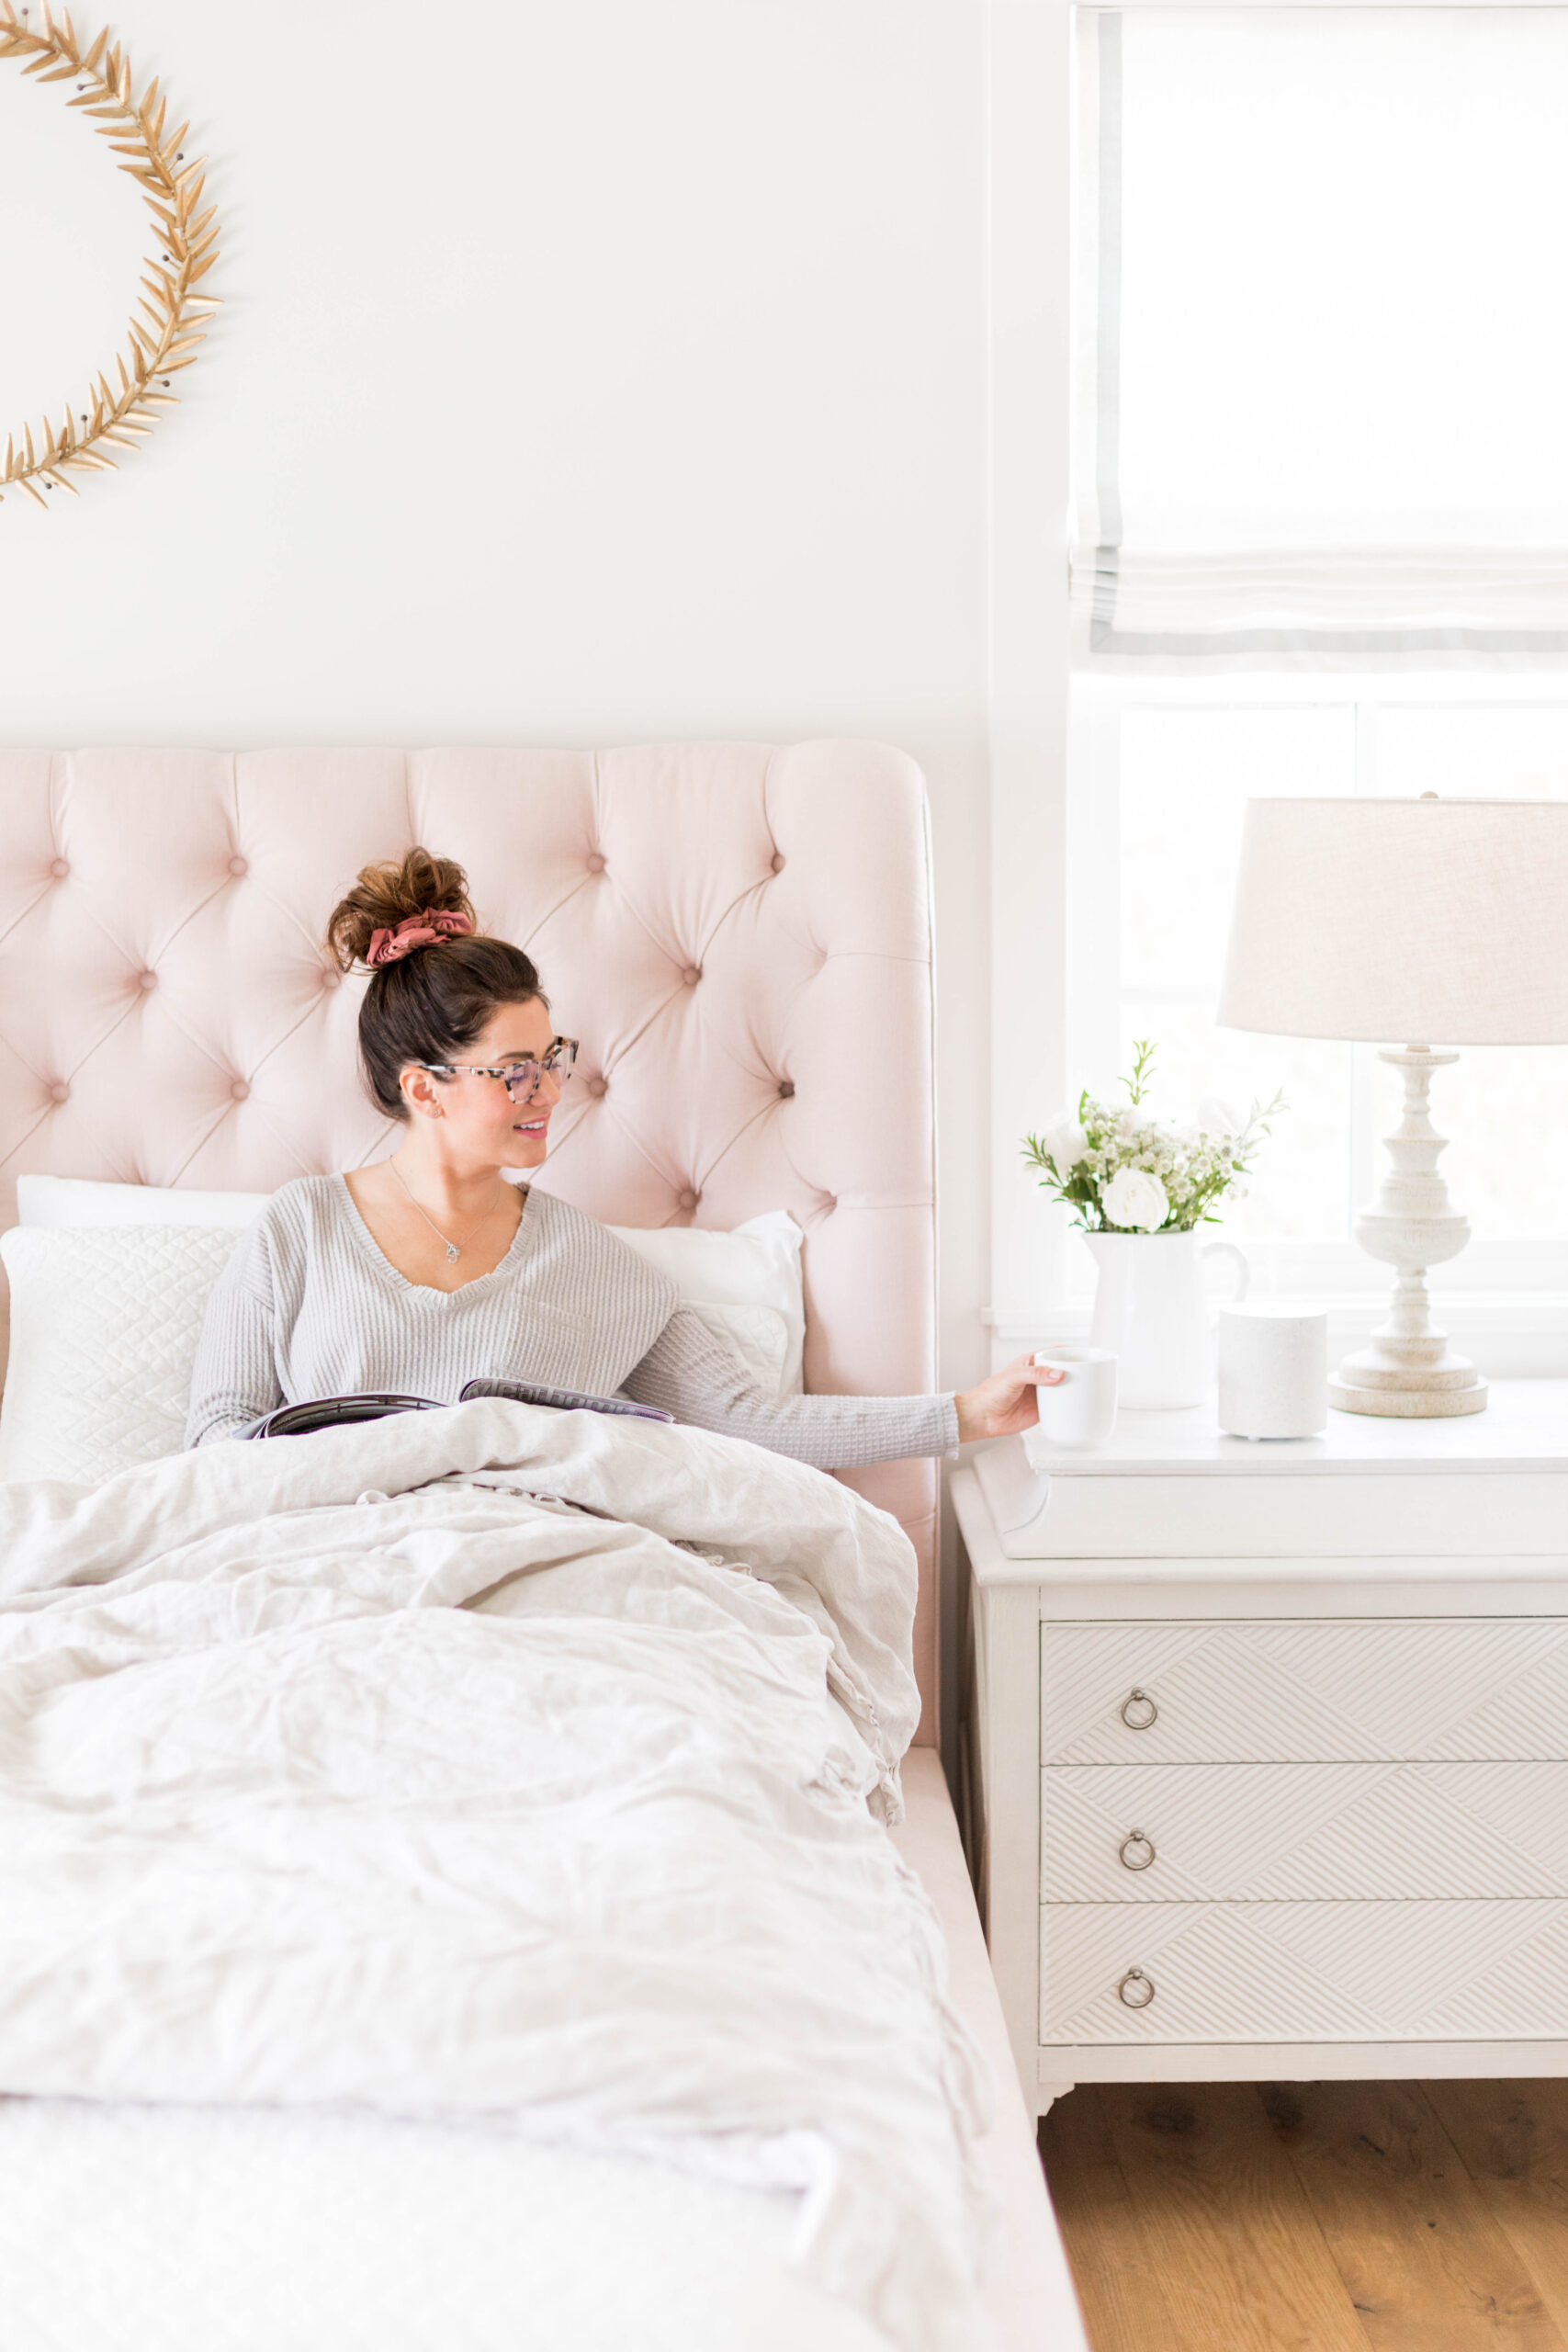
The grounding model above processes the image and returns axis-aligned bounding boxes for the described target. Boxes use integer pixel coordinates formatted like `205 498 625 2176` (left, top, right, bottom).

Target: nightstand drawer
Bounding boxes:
1042 1618 1568 1763
1043 1761 1568 1901
1041 1898 1568 2043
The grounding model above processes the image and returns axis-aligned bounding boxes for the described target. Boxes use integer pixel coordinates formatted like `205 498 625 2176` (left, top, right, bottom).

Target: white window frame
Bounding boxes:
984 0 1568 1377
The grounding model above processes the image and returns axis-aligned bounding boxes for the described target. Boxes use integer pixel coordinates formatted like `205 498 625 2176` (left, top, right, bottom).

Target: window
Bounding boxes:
1066 676 1568 1303
1059 8 1568 1323
1074 6 1568 659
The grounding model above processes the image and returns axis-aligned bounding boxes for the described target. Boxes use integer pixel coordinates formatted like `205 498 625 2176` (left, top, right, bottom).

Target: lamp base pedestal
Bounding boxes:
1328 1347 1488 1419
1331 1046 1489 1419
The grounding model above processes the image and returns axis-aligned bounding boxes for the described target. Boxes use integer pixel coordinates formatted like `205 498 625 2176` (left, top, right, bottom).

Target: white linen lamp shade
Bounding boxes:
1219 796 1568 1417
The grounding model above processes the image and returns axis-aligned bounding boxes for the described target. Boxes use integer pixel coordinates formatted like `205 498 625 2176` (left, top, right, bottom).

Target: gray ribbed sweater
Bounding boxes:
185 1176 960 1468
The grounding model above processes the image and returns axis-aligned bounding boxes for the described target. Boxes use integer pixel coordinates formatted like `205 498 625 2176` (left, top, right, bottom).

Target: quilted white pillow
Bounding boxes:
0 1227 243 1487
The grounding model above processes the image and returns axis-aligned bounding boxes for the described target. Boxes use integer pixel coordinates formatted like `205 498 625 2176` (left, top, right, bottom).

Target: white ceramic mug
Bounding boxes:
1031 1345 1119 1449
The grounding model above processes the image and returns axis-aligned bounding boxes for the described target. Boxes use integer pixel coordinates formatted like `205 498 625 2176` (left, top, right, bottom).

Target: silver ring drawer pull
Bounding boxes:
1120 1689 1158 1730
1117 1968 1156 2009
1119 1829 1156 1871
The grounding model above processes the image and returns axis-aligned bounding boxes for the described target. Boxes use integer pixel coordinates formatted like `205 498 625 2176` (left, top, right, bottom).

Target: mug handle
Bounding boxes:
1200 1240 1249 1304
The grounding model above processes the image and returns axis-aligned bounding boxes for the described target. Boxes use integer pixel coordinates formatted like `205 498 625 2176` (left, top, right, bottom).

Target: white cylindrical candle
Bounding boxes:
1217 1304 1328 1439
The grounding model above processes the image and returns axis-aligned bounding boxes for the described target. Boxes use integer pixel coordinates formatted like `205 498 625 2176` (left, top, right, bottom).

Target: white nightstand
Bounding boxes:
952 1380 1568 2114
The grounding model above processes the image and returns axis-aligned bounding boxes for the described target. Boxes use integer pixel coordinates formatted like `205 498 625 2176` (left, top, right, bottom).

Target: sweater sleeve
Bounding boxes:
184 1221 284 1447
621 1306 960 1469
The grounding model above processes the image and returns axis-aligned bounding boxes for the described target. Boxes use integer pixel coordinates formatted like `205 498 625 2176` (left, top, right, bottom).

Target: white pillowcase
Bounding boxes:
3 1182 807 1485
0 1226 242 1486
17 1174 272 1228
609 1211 805 1396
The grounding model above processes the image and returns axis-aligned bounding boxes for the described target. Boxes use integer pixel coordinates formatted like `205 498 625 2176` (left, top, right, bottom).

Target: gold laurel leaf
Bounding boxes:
3 10 217 508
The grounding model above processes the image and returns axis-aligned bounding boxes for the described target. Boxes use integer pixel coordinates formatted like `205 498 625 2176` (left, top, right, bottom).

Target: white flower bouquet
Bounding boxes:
1022 1042 1282 1234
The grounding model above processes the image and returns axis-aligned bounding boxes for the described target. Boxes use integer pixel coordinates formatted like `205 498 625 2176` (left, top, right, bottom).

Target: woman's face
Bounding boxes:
400 996 564 1170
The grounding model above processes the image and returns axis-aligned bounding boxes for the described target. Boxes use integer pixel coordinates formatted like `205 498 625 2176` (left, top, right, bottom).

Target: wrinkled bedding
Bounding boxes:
0 1400 993 2352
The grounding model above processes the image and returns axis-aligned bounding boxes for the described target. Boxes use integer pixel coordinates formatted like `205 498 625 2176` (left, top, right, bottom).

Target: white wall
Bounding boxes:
0 0 992 1409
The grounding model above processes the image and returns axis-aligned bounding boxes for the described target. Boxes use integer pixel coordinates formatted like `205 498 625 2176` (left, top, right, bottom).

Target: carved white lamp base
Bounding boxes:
1329 1046 1488 1419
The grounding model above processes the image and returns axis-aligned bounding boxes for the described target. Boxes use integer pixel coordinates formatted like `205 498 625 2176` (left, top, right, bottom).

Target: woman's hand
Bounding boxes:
953 1353 1066 1443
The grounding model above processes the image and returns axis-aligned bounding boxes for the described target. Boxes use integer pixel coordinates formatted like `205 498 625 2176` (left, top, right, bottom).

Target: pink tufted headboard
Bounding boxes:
0 741 941 1737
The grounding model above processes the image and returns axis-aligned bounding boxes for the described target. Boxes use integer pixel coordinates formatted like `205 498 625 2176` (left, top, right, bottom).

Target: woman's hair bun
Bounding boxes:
325 847 476 972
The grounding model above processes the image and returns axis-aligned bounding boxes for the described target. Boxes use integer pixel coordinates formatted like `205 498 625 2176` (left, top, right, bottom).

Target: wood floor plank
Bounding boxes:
1039 2086 1182 2351
1424 2080 1568 2343
1095 2082 1373 2352
1259 2081 1568 2352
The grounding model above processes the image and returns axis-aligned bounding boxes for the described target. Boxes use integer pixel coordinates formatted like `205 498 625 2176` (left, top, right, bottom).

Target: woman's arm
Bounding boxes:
621 1307 1062 1469
184 1225 284 1446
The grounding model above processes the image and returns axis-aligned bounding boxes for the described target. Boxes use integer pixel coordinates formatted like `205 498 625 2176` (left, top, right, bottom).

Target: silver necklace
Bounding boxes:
389 1158 502 1263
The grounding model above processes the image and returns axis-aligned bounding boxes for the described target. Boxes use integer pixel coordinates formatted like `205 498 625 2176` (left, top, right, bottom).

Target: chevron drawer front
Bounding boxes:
1041 1618 1568 1765
1043 1761 1568 1902
1041 1897 1568 2042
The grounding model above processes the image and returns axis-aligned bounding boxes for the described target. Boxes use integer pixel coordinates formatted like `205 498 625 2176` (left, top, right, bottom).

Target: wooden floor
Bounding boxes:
1040 2080 1568 2352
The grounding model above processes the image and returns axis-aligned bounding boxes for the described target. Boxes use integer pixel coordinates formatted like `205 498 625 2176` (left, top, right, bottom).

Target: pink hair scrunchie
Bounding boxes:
366 908 474 966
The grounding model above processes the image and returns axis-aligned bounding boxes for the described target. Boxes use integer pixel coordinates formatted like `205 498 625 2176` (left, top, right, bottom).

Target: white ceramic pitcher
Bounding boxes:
1085 1229 1249 1409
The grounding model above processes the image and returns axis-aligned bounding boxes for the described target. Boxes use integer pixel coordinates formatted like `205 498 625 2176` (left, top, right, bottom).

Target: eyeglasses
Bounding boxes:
416 1037 579 1105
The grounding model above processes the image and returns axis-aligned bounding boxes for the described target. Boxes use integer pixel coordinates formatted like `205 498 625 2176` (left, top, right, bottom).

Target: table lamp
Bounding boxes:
1218 795 1568 1417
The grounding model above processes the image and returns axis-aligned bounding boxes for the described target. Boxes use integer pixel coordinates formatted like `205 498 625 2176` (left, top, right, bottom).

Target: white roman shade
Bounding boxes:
1075 7 1568 663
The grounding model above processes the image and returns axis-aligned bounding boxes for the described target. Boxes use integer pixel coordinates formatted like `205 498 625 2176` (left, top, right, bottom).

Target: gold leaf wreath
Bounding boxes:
0 1 220 509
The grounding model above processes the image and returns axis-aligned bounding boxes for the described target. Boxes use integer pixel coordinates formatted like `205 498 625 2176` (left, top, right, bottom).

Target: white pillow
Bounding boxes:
6 1182 807 1433
17 1173 271 1229
0 1226 242 1486
609 1211 806 1396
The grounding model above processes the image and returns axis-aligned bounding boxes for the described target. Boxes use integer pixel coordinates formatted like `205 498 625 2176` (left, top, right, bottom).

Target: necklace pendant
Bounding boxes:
445 1243 460 1262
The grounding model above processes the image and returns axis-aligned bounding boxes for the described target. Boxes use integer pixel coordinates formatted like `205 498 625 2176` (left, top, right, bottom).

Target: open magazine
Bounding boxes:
237 1377 674 1441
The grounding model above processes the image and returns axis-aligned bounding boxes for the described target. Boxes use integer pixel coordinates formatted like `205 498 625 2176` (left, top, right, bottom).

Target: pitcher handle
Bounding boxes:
1200 1239 1249 1304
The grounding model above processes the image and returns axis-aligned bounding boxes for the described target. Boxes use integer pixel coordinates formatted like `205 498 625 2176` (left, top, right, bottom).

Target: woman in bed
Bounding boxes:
186 849 1061 1460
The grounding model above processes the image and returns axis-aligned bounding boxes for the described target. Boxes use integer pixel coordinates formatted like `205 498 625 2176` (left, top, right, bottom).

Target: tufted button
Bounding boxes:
677 1188 699 1212
587 1075 607 1098
777 1078 795 1099
49 1080 69 1104
229 854 248 877
586 852 605 874
49 856 69 879
138 968 157 991
230 1079 250 1102
320 966 340 989
681 965 701 987
770 851 784 873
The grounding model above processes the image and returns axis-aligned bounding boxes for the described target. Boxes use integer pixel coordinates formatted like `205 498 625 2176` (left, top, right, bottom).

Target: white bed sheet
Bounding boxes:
0 2098 892 2352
